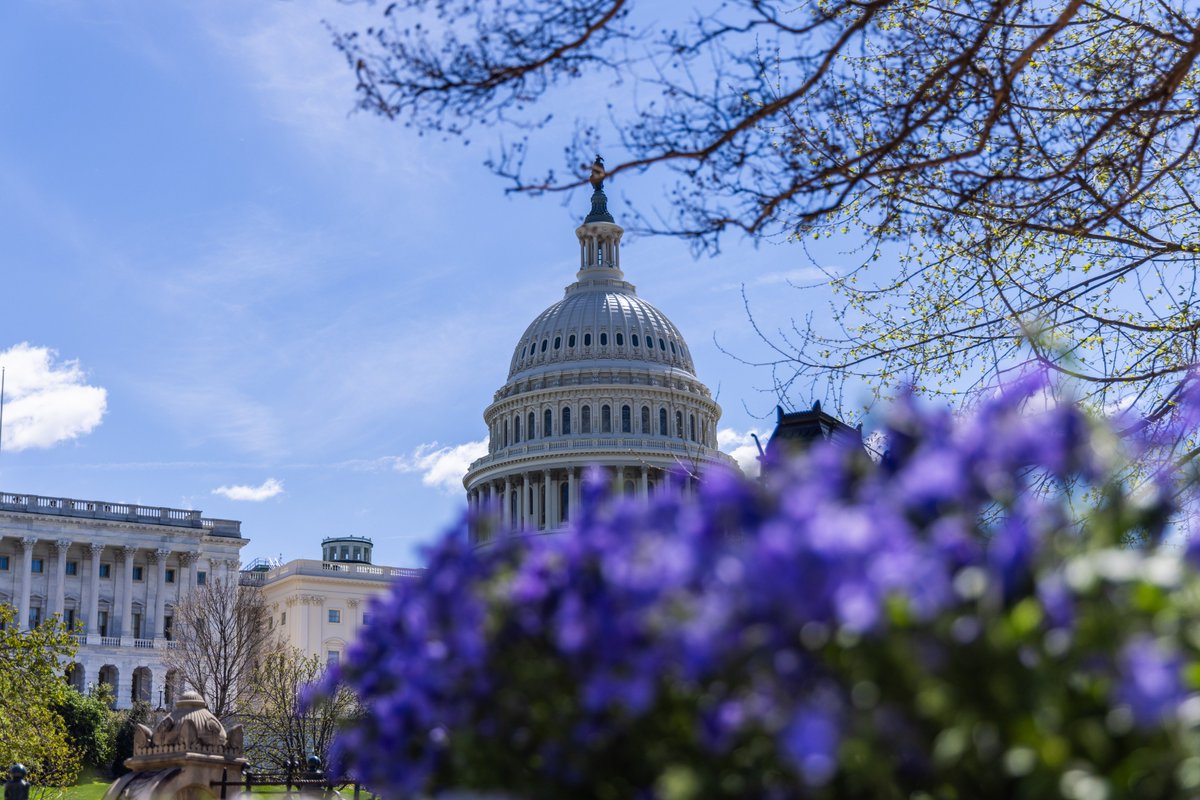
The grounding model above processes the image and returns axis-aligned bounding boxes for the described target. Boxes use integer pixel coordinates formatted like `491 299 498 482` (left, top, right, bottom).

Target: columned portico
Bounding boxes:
0 490 247 708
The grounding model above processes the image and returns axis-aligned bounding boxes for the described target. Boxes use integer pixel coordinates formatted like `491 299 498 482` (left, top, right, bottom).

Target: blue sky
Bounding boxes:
0 1 851 566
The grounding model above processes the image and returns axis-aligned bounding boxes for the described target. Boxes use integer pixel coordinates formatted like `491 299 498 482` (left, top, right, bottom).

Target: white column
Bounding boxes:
518 475 527 529
567 468 577 521
541 470 551 529
155 549 172 638
640 466 649 499
179 552 197 593
51 539 70 619
87 542 103 636
503 477 513 530
16 537 35 631
549 473 559 528
119 547 135 638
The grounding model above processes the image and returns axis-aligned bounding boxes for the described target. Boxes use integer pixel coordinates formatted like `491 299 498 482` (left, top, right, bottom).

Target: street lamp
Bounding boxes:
156 689 164 712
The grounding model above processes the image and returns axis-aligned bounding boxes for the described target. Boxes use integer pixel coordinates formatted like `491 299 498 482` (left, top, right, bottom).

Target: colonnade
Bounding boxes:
466 464 699 544
3 537 239 639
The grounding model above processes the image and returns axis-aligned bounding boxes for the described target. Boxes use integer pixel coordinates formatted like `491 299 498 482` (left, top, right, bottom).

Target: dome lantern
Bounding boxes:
576 155 624 277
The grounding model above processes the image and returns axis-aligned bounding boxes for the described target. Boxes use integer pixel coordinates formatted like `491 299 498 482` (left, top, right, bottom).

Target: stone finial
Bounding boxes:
143 690 232 752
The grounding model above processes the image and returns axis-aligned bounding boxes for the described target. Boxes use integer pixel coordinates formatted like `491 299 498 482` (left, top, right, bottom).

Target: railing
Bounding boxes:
467 435 740 473
0 491 242 536
243 559 424 584
134 639 155 649
100 636 121 647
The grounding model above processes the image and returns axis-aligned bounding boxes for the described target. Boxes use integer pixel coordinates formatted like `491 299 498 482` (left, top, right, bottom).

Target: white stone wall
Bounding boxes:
0 497 246 709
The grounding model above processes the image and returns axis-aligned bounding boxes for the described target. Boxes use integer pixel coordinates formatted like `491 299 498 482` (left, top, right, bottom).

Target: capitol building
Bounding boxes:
463 160 739 540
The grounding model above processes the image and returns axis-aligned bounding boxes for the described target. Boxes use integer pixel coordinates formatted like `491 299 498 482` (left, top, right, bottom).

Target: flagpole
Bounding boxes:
0 366 5 459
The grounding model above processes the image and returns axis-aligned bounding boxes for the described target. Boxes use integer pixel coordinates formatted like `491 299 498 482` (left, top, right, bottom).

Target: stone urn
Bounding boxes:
105 690 246 800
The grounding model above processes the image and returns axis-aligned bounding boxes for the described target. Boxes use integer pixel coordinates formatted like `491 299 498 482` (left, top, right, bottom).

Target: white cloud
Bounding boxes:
0 343 107 451
212 478 284 502
718 427 766 477
395 438 489 494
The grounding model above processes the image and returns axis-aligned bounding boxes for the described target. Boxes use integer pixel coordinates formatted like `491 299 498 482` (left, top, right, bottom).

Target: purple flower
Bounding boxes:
781 706 840 786
1115 637 1184 728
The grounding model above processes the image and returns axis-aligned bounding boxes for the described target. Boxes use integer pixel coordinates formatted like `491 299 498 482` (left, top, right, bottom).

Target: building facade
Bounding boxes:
0 490 246 709
242 536 420 667
463 160 739 542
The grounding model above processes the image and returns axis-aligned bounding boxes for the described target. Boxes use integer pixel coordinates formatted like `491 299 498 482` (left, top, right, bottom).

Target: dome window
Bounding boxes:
616 332 624 346
568 334 576 348
541 339 548 353
647 337 655 349
659 408 668 436
554 336 561 350
562 406 572 435
528 411 536 438
584 332 592 347
521 346 527 358
632 334 640 347
676 411 684 438
513 415 521 443
690 414 697 441
670 341 677 354
582 406 592 433
544 409 553 437
659 338 667 350
601 405 612 433
641 406 651 433
621 405 632 433
600 332 608 346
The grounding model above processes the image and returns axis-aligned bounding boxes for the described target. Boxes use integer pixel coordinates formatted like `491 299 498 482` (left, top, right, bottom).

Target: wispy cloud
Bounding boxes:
0 343 107 451
717 427 766 477
212 477 284 501
718 266 834 292
394 438 489 493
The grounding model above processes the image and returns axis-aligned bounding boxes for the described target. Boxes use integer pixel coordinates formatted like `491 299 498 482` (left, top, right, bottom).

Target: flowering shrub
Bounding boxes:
318 378 1200 799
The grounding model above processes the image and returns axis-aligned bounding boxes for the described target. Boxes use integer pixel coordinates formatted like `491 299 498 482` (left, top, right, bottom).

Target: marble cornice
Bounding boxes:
0 511 215 540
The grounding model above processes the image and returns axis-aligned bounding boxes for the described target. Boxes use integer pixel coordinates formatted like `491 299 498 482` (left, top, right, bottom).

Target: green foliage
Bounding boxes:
109 701 153 777
53 686 115 772
0 605 81 787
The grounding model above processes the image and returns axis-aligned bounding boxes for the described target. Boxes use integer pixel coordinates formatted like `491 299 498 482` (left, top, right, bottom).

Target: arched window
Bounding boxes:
554 336 561 350
690 413 696 441
541 339 548 352
568 333 576 347
676 411 684 438
659 408 668 436
562 406 572 435
504 419 510 447
646 336 653 349
513 416 520 443
600 332 609 346
528 412 536 439
659 338 667 350
621 405 632 433
641 406 651 434
584 332 592 346
601 404 612 433
582 406 592 434
632 334 640 347
616 332 624 346
544 409 553 437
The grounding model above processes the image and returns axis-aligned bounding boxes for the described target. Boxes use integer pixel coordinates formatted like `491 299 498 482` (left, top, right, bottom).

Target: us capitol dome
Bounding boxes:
463 158 740 543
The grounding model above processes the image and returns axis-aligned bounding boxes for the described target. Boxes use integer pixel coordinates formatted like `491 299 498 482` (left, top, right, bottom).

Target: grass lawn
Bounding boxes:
54 775 109 800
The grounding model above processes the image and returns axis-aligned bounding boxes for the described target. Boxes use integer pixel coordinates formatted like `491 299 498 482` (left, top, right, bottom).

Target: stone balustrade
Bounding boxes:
0 491 242 536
